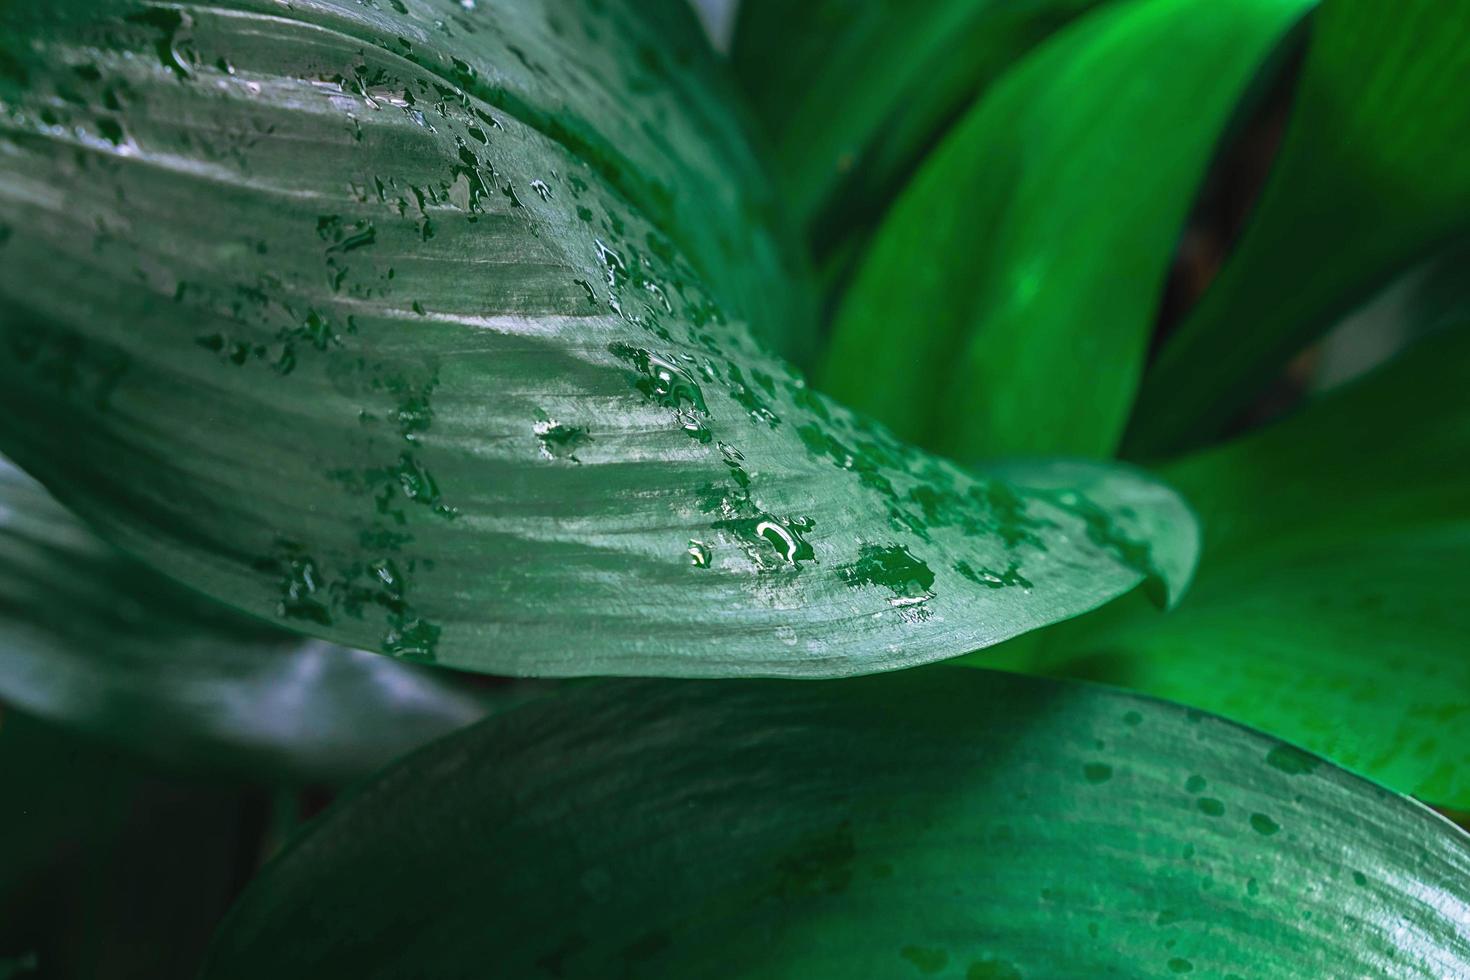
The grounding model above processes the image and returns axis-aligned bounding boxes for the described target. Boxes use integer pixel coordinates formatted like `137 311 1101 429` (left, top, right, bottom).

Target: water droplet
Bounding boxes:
715 513 815 570
1265 745 1320 776
1249 813 1280 836
900 946 948 975
1083 763 1113 784
1196 797 1225 817
534 416 591 463
840 544 934 609
607 343 707 413
966 960 1022 980
756 520 801 563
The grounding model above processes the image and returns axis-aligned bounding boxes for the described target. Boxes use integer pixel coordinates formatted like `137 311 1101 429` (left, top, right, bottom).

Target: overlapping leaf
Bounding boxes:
204 670 1470 977
822 0 1314 458
984 324 1470 806
0 454 503 780
0 0 1195 679
1127 0 1470 456
732 0 1102 250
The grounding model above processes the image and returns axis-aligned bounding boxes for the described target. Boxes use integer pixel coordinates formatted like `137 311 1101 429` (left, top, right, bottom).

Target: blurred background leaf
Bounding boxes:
732 0 1102 270
820 0 1314 459
0 453 517 782
1127 0 1470 456
0 711 264 979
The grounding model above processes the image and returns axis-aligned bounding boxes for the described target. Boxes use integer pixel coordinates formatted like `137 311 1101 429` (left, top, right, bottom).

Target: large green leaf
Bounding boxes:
822 0 1313 459
204 670 1470 978
1126 0 1470 457
731 0 1100 249
0 0 1195 678
0 454 502 781
983 324 1470 806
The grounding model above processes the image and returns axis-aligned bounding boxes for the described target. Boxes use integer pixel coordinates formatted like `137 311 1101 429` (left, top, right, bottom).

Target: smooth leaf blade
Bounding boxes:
821 0 1314 460
986 324 1470 806
0 454 502 780
1126 0 1470 457
204 670 1470 978
0 0 1196 679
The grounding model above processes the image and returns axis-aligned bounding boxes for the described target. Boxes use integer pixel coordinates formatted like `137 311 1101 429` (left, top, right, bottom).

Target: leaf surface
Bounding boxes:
985 325 1470 806
0 0 1194 678
204 670 1470 978
0 454 500 780
1126 0 1470 456
822 0 1313 459
732 0 1101 248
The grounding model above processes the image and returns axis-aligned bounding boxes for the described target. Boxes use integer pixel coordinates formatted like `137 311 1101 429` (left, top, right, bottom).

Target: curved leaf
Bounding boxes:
984 324 1470 806
0 0 1194 678
822 0 1314 459
0 454 499 781
1126 0 1470 457
204 670 1470 978
731 0 1101 249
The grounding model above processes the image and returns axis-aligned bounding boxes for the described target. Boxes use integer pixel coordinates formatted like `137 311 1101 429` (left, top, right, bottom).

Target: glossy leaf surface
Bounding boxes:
0 0 1194 678
205 670 1470 978
1127 0 1470 456
732 0 1100 248
0 454 498 780
823 0 1313 459
987 325 1470 806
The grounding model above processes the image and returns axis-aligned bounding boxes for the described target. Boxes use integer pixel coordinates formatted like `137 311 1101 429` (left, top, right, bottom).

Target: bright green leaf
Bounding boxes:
0 454 503 781
0 0 1194 679
732 0 1101 249
983 324 1470 806
1126 0 1470 457
823 0 1314 459
203 670 1470 978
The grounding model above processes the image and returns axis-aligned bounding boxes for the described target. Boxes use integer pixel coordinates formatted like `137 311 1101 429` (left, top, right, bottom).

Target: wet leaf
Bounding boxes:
203 670 1470 978
0 0 1195 678
0 454 502 781
822 0 1314 459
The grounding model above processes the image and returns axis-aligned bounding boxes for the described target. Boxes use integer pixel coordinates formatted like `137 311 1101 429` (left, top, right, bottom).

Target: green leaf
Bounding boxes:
203 670 1470 978
975 457 1199 609
983 324 1470 806
0 453 501 781
731 0 1102 248
1126 0 1470 457
822 0 1314 459
0 0 1194 678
